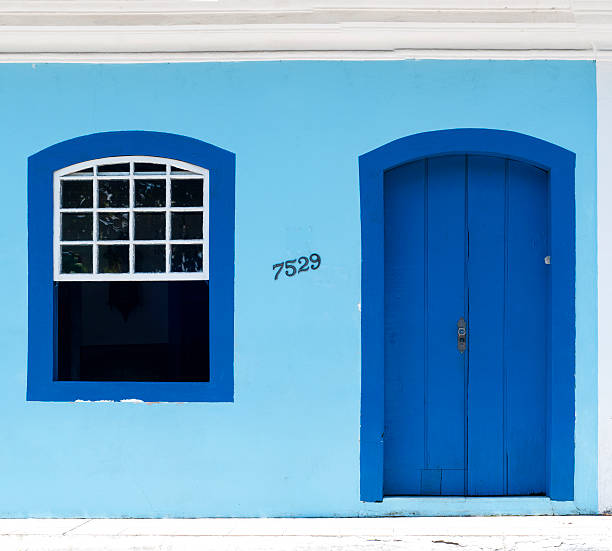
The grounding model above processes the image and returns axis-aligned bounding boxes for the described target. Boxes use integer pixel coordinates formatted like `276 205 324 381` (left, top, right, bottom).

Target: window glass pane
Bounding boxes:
134 162 166 174
61 180 93 208
171 212 203 240
135 245 166 273
99 213 129 241
170 166 198 175
171 179 204 207
57 281 209 382
61 213 93 241
171 244 203 272
135 213 165 240
98 163 130 174
99 179 129 208
61 245 93 274
99 245 129 273
67 167 94 177
135 180 166 208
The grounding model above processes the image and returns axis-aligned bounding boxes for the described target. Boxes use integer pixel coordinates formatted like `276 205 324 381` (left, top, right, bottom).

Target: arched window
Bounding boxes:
28 132 234 402
55 156 209 280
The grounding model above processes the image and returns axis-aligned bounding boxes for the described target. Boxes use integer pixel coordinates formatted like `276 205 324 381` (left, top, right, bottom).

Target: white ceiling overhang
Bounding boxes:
1 0 612 60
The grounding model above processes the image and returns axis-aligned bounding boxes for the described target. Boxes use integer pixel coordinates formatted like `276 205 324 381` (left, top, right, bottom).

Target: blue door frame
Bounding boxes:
359 129 576 502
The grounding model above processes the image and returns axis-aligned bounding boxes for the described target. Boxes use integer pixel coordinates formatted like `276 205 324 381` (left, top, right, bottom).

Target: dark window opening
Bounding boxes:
56 281 209 382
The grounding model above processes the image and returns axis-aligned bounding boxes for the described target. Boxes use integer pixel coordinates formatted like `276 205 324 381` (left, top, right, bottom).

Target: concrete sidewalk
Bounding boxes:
0 516 610 550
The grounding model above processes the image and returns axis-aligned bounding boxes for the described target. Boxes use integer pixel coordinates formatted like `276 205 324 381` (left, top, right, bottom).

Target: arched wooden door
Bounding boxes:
382 154 548 496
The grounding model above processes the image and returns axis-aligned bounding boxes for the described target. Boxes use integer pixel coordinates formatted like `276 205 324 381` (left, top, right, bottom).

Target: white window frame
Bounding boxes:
54 155 209 281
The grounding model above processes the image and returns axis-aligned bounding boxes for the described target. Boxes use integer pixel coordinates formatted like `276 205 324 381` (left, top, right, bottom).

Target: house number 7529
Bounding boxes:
273 253 321 280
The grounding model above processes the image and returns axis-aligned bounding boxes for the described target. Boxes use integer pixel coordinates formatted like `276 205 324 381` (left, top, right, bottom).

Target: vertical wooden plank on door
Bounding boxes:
467 155 506 496
383 160 426 494
506 160 547 495
427 156 466 495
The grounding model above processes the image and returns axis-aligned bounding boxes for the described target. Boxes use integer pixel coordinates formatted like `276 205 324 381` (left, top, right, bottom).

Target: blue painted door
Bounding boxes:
383 155 548 496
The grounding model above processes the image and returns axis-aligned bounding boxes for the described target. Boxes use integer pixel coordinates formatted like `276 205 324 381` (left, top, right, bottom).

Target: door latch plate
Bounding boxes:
457 317 467 353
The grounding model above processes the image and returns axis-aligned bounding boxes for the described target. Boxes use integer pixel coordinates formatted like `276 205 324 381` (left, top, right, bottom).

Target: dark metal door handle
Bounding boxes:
457 317 467 353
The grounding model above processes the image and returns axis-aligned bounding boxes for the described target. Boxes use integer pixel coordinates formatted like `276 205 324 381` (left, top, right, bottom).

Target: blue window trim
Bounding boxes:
359 129 575 501
27 131 235 402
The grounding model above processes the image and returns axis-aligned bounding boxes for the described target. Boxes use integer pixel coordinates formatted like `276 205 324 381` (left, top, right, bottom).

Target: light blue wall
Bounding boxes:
0 60 597 516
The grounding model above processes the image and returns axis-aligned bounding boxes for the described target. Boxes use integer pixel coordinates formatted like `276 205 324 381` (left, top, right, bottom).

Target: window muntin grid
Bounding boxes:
54 156 209 281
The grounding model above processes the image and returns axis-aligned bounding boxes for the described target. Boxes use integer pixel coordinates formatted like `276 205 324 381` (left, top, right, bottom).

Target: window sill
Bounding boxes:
26 380 233 403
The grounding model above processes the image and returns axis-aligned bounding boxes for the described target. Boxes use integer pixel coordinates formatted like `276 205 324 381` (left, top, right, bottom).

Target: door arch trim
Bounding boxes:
359 129 576 502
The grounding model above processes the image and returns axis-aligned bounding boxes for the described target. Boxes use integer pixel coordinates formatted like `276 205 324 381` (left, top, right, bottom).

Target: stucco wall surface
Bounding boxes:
0 60 597 517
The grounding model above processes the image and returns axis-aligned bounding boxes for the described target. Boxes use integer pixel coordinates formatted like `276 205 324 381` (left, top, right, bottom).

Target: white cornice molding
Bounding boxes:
1 1 612 60
0 1 586 12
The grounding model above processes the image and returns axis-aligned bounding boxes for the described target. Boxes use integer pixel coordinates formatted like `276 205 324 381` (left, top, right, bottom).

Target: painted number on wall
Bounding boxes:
273 253 321 280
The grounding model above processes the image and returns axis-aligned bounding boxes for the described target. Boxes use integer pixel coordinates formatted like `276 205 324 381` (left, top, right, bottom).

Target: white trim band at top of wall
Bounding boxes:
1 50 609 62
1 32 611 61
3 0 612 60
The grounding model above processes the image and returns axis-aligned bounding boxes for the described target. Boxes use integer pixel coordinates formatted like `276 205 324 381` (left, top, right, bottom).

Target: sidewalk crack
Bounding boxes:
62 519 92 536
